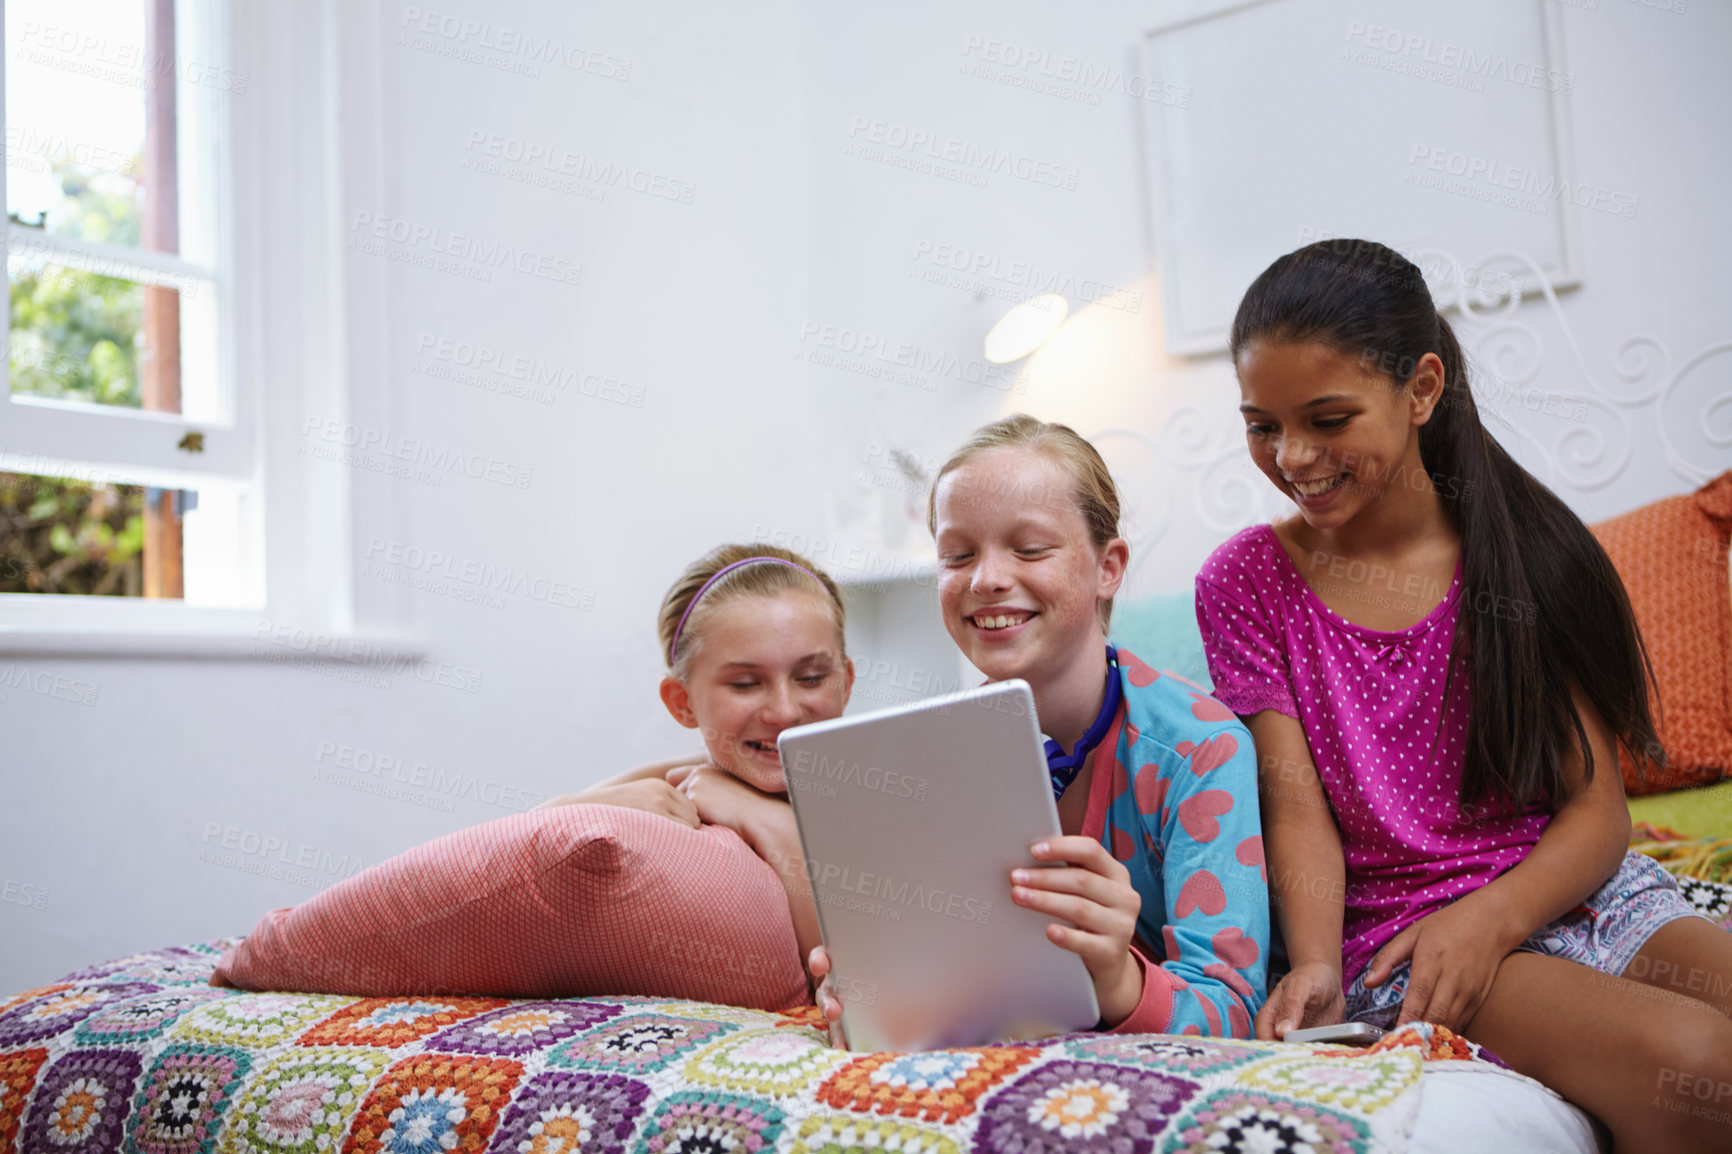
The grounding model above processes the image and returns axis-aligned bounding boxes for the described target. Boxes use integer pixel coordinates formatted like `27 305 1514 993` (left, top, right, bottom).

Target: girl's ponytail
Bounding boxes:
1231 241 1660 808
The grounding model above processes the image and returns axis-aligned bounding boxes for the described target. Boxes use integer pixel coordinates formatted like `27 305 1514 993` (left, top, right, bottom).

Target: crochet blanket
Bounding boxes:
1632 823 1732 927
0 940 1519 1154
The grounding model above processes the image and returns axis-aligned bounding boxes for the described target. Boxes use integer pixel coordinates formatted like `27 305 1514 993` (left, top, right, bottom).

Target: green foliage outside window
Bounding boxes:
3 157 150 594
0 473 144 595
9 158 145 409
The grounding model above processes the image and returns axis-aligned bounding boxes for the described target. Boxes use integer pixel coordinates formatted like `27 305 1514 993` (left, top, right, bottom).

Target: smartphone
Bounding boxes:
1282 1021 1387 1045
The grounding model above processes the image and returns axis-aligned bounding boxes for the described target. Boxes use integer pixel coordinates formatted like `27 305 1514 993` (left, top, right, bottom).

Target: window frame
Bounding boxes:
0 0 248 480
0 0 421 658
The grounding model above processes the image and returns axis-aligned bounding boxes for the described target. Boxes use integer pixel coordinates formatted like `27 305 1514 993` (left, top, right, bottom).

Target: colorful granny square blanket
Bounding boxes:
0 941 1522 1153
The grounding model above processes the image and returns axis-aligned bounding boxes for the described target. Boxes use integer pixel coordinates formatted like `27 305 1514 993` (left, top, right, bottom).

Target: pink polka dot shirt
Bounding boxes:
1194 525 1551 984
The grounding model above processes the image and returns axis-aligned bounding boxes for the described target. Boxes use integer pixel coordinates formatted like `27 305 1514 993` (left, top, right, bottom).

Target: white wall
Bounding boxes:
0 0 825 988
792 0 1732 598
3 0 1727 991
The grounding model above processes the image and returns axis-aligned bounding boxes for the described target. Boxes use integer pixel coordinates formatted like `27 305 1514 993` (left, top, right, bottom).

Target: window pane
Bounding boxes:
5 0 150 251
7 258 155 409
0 468 245 603
0 470 146 595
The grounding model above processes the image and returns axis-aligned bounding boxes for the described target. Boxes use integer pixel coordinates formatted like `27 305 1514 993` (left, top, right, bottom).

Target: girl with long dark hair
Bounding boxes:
1197 239 1732 1151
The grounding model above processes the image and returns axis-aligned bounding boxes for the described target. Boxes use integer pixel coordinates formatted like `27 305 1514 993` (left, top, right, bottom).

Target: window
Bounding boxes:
2 0 251 609
0 1 416 657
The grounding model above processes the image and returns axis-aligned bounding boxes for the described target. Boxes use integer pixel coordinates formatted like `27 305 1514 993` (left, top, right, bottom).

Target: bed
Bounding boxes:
0 939 1604 1154
12 479 1725 1154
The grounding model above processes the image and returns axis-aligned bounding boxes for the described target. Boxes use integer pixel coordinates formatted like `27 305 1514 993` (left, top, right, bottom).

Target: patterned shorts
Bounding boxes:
1343 850 1710 1029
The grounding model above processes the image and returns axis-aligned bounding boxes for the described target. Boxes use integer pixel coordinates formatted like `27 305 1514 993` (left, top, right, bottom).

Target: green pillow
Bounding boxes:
1627 779 1732 840
1110 591 1214 691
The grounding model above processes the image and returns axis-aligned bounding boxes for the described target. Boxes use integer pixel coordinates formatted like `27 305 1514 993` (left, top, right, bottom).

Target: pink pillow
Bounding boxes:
211 805 810 1010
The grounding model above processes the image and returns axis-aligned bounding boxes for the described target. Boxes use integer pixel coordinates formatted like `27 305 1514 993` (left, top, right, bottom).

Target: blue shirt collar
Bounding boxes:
1044 644 1121 799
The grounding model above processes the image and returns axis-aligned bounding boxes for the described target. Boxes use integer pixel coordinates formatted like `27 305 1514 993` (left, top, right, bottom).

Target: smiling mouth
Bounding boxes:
1290 473 1348 498
744 740 779 757
971 610 1035 631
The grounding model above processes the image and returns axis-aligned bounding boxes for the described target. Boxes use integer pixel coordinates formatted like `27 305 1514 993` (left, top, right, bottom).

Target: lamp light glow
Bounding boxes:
983 294 1069 364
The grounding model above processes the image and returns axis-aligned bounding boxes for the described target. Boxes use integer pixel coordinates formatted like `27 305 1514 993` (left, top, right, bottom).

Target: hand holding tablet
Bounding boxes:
778 681 1100 1052
1009 834 1146 1025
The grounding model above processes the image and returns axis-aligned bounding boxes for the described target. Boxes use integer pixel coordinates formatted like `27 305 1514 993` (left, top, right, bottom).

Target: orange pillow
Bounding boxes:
211 805 810 1010
1592 471 1732 794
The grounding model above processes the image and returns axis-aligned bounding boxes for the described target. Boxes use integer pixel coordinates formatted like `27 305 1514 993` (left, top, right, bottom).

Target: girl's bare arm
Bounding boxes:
1459 687 1631 932
1364 688 1631 1029
537 755 704 810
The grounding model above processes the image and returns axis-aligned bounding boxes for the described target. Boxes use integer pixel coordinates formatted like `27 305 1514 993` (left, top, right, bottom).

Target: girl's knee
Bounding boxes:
1645 1014 1732 1128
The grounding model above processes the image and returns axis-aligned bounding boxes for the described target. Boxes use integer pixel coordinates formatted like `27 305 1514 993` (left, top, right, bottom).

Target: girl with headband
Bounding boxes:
812 415 1270 1036
541 543 855 966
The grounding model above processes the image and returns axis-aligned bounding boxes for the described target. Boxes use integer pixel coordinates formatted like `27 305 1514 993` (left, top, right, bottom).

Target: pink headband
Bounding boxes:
668 556 827 664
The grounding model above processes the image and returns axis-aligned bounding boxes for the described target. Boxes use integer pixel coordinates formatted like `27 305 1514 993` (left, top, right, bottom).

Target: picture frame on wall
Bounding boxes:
1136 0 1585 356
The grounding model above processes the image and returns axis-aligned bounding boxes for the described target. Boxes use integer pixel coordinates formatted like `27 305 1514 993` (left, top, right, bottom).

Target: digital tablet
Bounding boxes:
777 680 1100 1052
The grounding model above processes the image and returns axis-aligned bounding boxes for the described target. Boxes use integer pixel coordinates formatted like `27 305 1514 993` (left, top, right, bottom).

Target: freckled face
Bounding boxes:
1235 340 1436 533
674 591 852 792
933 448 1114 684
